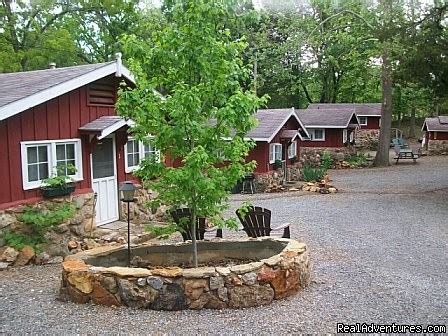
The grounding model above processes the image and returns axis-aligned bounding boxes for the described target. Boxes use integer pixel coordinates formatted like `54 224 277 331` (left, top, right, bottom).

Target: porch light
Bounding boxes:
120 181 137 202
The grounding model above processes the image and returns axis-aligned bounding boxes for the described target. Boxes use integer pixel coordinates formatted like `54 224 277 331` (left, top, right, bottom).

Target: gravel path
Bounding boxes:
1 156 447 335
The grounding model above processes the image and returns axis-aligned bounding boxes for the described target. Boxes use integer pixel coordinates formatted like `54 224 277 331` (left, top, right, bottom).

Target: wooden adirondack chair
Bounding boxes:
170 208 223 241
236 206 290 238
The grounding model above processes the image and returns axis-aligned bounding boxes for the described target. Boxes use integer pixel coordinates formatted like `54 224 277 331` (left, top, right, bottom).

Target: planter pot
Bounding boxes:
41 183 75 198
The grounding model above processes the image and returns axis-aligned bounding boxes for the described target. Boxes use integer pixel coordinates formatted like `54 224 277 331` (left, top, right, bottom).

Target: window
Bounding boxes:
309 129 325 141
125 137 160 173
288 141 297 158
342 129 348 144
269 143 282 163
21 139 83 190
359 116 368 126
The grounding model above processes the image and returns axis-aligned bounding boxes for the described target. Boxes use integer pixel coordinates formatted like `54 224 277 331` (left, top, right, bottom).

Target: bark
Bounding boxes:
374 47 393 167
190 208 198 268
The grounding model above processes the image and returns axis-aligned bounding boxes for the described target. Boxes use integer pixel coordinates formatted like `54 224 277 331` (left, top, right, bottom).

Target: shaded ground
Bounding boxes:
1 155 447 334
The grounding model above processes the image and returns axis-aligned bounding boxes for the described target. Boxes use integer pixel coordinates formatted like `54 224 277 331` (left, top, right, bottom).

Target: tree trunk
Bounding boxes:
396 85 402 130
190 208 198 268
409 105 416 138
374 47 393 167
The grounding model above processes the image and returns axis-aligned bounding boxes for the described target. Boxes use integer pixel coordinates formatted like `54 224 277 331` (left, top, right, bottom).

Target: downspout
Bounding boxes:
115 52 122 78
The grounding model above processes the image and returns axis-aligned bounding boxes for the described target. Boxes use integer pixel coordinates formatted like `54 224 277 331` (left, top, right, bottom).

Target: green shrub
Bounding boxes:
144 223 178 239
320 151 334 169
5 203 75 250
301 165 327 182
346 152 368 167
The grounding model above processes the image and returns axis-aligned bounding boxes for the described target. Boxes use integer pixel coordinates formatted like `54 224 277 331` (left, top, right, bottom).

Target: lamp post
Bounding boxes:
119 181 137 267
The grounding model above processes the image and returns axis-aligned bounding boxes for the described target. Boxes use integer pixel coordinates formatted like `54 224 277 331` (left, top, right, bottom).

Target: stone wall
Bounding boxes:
354 129 380 150
428 140 448 155
59 238 311 310
299 147 356 167
119 186 167 224
254 164 302 192
0 193 94 256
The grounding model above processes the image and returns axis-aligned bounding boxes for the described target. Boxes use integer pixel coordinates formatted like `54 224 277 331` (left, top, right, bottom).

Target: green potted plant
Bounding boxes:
273 159 283 170
289 156 297 164
41 164 76 198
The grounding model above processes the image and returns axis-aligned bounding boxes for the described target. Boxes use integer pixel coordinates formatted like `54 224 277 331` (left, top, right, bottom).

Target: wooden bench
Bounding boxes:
394 145 420 164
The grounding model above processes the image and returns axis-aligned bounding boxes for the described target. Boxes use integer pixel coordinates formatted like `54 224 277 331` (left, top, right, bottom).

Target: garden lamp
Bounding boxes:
119 181 137 267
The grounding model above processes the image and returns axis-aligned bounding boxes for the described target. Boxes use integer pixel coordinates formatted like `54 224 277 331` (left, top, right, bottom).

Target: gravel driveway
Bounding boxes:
1 156 447 335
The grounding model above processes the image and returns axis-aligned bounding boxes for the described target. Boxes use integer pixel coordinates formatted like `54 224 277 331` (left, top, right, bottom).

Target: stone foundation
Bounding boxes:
0 193 94 256
427 140 448 155
60 238 311 310
119 186 167 223
299 147 356 167
254 164 302 192
354 129 380 150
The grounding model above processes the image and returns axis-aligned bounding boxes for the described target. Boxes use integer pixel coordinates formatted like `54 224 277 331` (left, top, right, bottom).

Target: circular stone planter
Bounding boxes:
60 237 311 310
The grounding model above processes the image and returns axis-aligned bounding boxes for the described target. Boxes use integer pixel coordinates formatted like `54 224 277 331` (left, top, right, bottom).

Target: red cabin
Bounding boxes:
422 116 448 155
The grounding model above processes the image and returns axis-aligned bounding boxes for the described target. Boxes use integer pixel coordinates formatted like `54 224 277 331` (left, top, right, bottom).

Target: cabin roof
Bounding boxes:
307 103 382 116
296 108 359 128
422 116 448 132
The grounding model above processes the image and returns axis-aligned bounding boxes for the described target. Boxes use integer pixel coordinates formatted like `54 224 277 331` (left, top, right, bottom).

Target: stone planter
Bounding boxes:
60 237 311 310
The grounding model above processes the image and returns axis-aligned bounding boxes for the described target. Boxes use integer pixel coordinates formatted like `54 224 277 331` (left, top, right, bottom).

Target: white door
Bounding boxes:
91 136 119 225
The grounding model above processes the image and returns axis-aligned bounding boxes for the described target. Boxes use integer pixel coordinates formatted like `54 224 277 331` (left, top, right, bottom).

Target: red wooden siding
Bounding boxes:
360 116 380 130
299 128 344 148
429 131 448 140
247 142 269 173
0 75 125 209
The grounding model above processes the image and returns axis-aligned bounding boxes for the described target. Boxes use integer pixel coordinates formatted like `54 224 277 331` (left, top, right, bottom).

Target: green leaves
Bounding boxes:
118 0 266 238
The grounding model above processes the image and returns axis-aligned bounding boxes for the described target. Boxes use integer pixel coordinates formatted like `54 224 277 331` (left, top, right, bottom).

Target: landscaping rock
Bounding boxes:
0 213 16 229
0 262 9 270
151 267 182 278
117 278 158 309
100 276 118 294
215 266 231 276
67 240 79 250
182 266 216 278
209 276 224 290
0 246 19 263
146 276 164 290
67 272 93 294
270 268 300 299
228 284 274 308
230 261 263 274
184 279 209 300
242 272 257 285
217 287 229 302
91 281 121 306
137 278 147 287
34 252 51 265
14 245 35 266
150 283 187 311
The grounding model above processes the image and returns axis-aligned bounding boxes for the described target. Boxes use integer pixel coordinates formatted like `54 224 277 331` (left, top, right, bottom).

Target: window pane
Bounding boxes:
27 147 38 164
66 144 75 159
92 138 114 179
127 141 134 153
39 163 49 179
56 144 66 160
28 165 38 182
128 154 134 167
38 146 48 162
134 153 140 165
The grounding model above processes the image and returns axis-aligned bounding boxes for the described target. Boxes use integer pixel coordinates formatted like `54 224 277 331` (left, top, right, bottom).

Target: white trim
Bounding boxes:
267 108 309 143
98 119 132 140
358 116 368 126
356 114 381 117
269 143 282 163
20 138 83 190
0 61 135 122
304 112 359 129
308 129 326 141
342 129 348 143
288 141 297 158
124 136 160 173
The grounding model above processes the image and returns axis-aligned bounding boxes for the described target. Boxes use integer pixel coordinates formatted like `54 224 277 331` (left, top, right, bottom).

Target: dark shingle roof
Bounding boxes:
296 108 357 128
247 108 298 140
307 103 382 116
0 62 113 109
423 116 448 132
79 116 124 132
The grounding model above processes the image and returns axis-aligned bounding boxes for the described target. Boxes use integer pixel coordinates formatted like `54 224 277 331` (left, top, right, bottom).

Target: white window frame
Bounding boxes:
288 141 297 159
125 137 160 173
342 129 348 144
309 129 325 141
21 139 83 190
269 143 282 163
359 116 368 126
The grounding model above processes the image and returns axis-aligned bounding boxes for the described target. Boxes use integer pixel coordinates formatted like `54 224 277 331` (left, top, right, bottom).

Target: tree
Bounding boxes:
117 0 266 267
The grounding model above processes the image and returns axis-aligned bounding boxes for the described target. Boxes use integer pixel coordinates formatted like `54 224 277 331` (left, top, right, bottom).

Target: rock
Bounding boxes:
14 245 35 266
0 262 9 270
182 267 216 278
146 276 164 290
91 281 121 306
263 254 282 267
0 246 19 263
100 276 118 294
228 284 274 308
62 259 89 272
0 213 16 229
329 187 337 193
66 283 90 304
54 223 69 234
204 293 227 309
34 252 51 265
70 214 84 226
150 267 182 278
215 266 231 276
104 267 153 278
209 276 224 290
288 187 300 191
117 278 158 309
217 287 229 302
137 278 147 287
67 272 93 294
242 272 257 285
102 232 120 242
257 266 278 283
189 292 210 310
230 262 263 275
67 240 78 250
48 256 63 264
83 238 100 250
184 279 209 300
150 283 187 311
270 268 300 299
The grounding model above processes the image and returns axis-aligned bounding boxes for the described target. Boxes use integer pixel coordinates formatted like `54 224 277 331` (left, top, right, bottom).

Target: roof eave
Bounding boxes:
0 61 134 122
